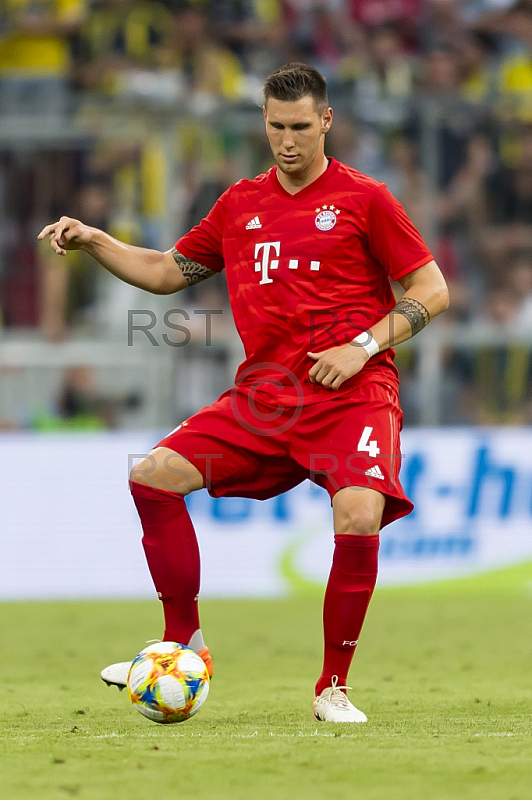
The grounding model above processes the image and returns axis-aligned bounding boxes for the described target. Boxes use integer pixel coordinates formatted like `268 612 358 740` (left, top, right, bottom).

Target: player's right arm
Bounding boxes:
37 217 217 295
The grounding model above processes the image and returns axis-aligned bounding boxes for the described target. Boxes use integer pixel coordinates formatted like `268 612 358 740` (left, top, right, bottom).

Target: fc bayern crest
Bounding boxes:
315 205 340 231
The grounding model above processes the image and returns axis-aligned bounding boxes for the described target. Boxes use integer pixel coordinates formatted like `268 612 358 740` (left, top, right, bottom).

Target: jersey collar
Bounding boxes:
270 156 339 200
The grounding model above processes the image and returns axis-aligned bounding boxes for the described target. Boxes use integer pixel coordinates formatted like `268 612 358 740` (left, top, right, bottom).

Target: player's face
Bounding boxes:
263 96 333 179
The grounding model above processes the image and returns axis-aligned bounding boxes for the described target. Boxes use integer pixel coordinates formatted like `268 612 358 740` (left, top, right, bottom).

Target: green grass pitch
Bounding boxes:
1 564 531 800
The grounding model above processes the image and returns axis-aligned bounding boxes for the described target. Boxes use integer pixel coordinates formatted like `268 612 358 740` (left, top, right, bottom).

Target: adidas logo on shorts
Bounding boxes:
364 465 384 480
246 216 262 230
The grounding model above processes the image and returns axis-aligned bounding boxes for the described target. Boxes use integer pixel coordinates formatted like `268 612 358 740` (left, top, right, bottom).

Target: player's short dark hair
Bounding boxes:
263 63 328 112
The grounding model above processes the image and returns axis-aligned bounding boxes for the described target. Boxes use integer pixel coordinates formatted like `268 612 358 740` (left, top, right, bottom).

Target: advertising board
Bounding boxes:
0 429 530 598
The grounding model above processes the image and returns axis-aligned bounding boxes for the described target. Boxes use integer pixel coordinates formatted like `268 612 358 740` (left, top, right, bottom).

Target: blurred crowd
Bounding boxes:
2 0 532 426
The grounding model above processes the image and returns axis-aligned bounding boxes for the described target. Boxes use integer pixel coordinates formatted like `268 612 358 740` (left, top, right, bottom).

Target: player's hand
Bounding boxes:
307 343 370 390
37 216 94 256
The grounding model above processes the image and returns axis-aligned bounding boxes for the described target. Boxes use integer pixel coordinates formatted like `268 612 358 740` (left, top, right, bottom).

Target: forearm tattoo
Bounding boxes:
394 297 431 337
172 248 217 285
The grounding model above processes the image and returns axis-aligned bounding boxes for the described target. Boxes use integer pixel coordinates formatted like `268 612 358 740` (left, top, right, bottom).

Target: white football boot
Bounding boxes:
100 631 213 690
100 661 131 691
313 675 368 723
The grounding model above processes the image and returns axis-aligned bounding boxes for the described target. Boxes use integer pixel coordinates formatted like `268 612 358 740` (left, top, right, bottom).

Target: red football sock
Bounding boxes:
129 480 201 645
315 533 379 697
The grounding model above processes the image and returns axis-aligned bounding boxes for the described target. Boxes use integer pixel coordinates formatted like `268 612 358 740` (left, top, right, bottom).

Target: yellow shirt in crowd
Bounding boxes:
0 0 85 75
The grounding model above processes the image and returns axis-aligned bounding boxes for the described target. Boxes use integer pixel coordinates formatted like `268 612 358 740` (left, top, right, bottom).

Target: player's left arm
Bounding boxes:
308 260 449 390
371 259 450 350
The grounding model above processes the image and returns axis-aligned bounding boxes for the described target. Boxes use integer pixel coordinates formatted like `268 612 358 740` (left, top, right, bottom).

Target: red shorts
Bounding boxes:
156 382 413 528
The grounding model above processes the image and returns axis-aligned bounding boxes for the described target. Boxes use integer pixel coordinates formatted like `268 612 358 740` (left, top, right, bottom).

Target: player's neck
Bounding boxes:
275 154 330 195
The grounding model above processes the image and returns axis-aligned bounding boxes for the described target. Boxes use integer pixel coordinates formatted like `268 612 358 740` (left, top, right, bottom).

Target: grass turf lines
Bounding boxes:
1 565 531 800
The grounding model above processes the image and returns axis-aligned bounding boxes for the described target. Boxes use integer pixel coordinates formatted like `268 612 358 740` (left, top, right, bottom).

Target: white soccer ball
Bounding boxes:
127 642 210 724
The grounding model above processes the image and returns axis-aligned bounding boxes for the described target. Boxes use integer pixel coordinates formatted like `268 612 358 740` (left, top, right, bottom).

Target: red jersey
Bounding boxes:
176 157 433 406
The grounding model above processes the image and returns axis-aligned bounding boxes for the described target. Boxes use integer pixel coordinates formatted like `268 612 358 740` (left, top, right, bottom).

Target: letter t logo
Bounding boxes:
254 241 280 285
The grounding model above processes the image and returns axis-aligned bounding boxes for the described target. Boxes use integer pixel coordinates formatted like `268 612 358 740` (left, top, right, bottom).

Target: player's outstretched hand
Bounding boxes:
307 343 370 391
37 216 94 256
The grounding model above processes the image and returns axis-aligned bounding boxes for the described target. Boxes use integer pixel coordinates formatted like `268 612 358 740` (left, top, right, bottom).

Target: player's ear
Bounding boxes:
321 107 333 134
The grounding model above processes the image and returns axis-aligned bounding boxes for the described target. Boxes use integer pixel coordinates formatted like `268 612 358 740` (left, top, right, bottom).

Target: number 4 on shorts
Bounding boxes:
357 426 380 458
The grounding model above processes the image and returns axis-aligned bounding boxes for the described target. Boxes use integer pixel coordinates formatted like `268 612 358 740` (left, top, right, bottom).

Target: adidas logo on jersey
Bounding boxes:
364 465 384 480
246 216 262 230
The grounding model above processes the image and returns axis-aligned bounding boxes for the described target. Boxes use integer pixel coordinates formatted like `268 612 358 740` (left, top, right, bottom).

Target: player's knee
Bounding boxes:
129 455 158 487
333 488 384 535
129 450 202 495
335 511 380 536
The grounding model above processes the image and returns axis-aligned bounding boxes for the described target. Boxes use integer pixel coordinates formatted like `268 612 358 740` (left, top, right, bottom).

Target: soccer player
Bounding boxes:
38 63 449 723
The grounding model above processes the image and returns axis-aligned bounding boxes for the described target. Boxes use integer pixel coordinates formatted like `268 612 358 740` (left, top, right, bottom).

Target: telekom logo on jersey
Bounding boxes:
254 241 320 285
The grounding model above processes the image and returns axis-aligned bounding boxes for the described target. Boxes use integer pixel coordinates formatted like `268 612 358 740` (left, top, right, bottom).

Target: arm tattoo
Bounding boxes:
394 297 431 337
172 248 217 286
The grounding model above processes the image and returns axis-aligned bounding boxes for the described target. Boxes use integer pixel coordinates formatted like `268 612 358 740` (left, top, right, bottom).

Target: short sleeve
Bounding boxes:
175 189 229 273
367 184 433 281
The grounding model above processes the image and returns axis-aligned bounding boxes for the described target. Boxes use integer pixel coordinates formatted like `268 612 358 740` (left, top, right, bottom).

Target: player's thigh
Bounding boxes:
130 447 204 495
151 392 293 498
295 384 401 493
332 486 385 535
292 381 412 528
